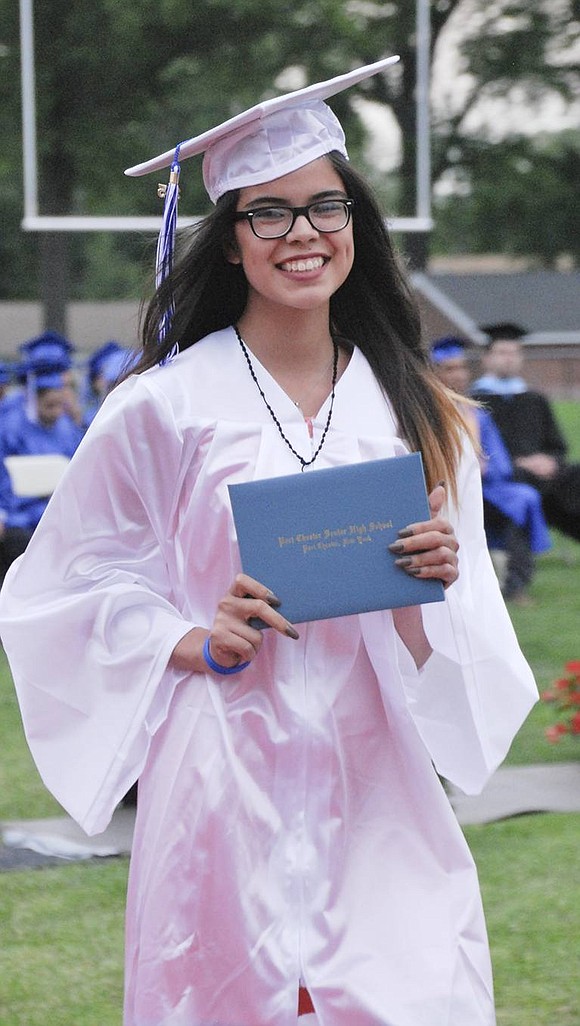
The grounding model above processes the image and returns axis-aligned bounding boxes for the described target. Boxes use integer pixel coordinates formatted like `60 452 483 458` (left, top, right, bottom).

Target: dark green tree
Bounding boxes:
1 0 579 319
433 131 580 266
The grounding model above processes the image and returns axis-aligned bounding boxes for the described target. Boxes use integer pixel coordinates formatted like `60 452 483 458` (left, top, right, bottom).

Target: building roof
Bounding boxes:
420 270 580 342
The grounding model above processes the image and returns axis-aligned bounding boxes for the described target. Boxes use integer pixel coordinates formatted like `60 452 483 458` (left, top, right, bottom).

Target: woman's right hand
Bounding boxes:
169 573 299 674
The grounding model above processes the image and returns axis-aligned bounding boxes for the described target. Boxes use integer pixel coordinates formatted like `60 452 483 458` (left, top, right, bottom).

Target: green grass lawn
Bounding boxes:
556 401 580 460
0 400 578 1025
0 859 127 1026
466 814 580 1026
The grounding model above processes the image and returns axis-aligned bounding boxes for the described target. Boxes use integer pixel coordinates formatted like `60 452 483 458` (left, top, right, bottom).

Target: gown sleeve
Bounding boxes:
0 376 198 835
390 436 539 795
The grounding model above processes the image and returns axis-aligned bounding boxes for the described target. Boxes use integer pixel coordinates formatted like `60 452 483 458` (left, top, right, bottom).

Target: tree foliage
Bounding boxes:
432 131 580 265
0 0 579 306
432 0 580 178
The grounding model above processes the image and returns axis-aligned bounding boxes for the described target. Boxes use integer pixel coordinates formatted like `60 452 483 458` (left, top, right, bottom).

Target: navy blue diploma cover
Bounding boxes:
228 453 445 625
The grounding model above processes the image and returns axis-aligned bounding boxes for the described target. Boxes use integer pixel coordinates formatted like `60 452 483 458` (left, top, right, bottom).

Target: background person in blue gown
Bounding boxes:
431 336 551 604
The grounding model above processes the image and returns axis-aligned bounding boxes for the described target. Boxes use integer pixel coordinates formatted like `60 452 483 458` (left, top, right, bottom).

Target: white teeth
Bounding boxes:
281 257 324 272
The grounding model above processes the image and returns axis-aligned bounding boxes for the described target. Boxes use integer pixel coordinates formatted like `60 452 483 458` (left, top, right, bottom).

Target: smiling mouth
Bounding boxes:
278 256 326 273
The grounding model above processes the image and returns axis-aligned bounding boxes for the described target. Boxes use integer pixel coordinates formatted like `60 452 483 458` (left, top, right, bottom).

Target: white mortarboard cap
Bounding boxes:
125 55 399 202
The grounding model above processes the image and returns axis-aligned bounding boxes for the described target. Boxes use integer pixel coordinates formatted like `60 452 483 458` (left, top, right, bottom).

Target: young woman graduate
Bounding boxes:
0 56 538 1026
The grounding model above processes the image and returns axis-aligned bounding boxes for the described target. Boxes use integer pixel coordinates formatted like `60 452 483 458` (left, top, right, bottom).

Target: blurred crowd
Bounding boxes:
430 322 580 606
0 331 136 581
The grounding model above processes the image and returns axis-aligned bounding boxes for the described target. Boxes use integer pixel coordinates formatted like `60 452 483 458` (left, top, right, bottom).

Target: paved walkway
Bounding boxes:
447 761 580 824
1 763 579 871
0 806 135 870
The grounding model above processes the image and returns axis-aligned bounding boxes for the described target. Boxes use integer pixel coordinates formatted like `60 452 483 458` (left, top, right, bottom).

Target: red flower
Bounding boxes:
541 661 580 742
554 677 571 690
546 723 569 743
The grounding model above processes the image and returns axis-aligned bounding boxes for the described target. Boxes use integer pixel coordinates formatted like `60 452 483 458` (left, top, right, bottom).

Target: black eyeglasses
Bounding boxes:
233 198 354 239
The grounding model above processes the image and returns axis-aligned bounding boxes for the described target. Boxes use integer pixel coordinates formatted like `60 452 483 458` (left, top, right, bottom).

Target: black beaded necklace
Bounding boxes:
235 325 339 471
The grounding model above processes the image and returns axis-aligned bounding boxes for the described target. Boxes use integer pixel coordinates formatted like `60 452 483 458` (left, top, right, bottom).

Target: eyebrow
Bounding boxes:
240 188 347 209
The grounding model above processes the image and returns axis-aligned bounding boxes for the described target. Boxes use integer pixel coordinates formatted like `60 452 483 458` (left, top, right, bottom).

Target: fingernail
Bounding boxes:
436 480 446 489
395 556 413 568
398 527 414 538
406 567 422 576
285 623 300 640
266 591 281 606
388 541 405 553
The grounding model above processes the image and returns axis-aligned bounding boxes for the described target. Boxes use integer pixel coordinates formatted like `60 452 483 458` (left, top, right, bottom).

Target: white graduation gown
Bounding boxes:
0 327 538 1026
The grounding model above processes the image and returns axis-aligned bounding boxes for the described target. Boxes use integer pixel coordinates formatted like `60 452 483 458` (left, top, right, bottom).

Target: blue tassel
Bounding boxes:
155 143 182 363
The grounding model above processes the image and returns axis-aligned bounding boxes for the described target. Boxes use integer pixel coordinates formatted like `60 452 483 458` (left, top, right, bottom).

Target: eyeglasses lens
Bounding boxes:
251 201 350 238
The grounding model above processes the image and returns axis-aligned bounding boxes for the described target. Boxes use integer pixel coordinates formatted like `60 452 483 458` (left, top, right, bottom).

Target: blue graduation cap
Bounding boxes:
429 336 469 364
86 342 136 391
19 331 76 375
33 371 66 391
98 347 135 385
87 341 124 382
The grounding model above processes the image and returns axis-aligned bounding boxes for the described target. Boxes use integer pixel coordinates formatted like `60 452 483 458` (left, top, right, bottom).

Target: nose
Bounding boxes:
287 211 318 240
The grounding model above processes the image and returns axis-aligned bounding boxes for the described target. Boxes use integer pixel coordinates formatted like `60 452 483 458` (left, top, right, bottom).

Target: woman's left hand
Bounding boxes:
388 482 459 589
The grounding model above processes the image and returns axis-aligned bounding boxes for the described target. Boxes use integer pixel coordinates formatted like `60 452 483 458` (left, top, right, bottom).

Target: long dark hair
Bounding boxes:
325 154 470 499
137 194 246 374
134 152 469 496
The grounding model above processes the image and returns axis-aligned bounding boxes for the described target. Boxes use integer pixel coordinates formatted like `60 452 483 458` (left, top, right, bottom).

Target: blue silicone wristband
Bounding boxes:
202 636 251 675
